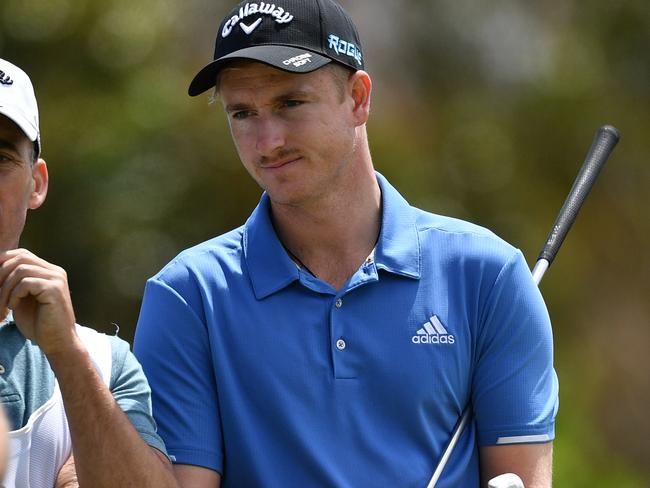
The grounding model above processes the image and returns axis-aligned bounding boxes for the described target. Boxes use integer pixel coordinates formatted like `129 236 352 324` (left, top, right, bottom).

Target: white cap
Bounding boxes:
0 58 40 155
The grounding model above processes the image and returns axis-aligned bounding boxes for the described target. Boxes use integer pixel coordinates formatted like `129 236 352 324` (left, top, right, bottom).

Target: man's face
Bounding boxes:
0 115 45 252
219 62 359 207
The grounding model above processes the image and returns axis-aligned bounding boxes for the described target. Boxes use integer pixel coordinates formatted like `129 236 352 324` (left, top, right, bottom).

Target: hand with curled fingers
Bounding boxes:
0 249 79 359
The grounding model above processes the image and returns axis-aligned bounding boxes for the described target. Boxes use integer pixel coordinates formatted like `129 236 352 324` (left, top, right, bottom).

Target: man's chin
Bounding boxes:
267 190 318 209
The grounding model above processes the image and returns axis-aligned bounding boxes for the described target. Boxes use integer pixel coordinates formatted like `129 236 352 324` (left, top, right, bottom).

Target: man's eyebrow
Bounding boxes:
274 90 312 101
225 103 251 113
225 90 316 113
0 138 20 153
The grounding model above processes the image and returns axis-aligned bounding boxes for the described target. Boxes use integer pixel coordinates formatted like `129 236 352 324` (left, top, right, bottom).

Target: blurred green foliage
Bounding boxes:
1 0 648 485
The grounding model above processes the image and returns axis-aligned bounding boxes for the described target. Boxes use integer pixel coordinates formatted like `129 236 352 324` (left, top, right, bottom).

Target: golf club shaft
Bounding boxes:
426 125 620 487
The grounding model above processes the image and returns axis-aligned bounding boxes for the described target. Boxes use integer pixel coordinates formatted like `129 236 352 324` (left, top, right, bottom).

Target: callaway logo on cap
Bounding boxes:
188 0 365 96
0 58 41 155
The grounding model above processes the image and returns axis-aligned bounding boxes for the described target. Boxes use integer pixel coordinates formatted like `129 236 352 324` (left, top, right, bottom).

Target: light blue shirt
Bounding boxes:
135 173 558 487
0 313 167 455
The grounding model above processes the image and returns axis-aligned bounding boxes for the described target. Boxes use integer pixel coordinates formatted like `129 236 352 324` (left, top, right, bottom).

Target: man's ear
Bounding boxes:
29 159 48 210
348 70 372 127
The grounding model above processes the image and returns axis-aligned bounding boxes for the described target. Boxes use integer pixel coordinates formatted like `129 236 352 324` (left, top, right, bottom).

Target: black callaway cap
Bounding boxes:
188 0 364 96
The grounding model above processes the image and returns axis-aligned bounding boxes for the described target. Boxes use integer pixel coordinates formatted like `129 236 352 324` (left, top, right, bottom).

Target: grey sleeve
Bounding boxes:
107 335 169 457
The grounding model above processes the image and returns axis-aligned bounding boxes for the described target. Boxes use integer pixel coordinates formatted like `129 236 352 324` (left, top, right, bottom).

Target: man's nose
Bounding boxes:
255 117 286 156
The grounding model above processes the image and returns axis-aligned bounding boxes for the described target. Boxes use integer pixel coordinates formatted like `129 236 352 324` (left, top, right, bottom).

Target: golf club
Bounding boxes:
426 125 620 488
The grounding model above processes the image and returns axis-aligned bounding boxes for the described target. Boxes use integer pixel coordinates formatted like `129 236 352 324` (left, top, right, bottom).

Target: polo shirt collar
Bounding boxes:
374 172 421 280
244 194 301 299
244 172 421 299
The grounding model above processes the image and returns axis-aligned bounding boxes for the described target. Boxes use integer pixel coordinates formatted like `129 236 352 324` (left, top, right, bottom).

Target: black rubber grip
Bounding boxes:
538 125 620 264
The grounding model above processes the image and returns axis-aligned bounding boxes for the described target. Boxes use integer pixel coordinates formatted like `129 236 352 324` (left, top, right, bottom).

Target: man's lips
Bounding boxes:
260 155 302 169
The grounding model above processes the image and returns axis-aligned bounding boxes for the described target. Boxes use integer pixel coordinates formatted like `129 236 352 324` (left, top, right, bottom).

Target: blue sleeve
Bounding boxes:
472 250 559 445
108 335 168 456
133 276 224 473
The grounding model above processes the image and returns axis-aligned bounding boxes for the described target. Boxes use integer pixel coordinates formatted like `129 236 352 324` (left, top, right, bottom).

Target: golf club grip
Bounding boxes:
538 125 619 264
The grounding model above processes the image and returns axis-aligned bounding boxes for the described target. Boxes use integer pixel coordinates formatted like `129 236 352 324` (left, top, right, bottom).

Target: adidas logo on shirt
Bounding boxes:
412 315 455 345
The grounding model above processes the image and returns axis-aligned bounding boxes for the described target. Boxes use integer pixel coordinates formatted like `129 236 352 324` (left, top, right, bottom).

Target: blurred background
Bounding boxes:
1 0 648 485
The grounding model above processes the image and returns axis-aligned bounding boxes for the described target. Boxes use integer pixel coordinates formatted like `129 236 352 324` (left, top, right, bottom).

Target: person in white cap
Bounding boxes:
0 58 180 487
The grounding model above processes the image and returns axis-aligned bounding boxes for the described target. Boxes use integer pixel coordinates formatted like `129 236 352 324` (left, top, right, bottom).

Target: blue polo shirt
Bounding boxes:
134 173 558 487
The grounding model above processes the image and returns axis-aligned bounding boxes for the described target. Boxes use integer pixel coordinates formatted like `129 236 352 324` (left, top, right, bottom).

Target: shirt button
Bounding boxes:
335 298 343 308
0 364 5 374
336 339 346 351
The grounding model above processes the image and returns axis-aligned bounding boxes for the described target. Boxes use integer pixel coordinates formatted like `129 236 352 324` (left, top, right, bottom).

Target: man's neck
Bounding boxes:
271 159 381 291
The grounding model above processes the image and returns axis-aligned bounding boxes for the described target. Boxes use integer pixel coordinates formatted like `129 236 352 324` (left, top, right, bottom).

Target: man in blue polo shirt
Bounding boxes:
0 57 179 487
134 1 559 486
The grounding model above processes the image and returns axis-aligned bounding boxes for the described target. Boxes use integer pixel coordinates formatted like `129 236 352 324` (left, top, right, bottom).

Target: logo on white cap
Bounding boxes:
0 71 13 86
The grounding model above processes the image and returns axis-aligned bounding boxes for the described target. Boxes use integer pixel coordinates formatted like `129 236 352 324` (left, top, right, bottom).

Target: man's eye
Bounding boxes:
283 100 304 108
232 111 251 120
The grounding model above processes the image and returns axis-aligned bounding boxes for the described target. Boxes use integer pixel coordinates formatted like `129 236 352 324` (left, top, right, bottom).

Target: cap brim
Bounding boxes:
0 105 38 142
188 46 332 97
